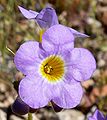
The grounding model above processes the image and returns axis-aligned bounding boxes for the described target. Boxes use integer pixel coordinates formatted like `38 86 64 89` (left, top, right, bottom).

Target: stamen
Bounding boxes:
44 65 53 74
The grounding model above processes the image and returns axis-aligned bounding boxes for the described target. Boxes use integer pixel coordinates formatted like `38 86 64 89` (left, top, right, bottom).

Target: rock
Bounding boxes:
0 82 14 108
0 109 6 120
0 83 7 93
32 114 39 120
10 115 24 120
86 17 101 28
15 72 24 81
98 6 107 26
82 79 94 89
36 108 59 120
80 94 93 108
98 0 107 5
10 114 39 120
57 110 85 120
92 69 100 78
89 87 100 104
101 85 107 97
98 59 105 67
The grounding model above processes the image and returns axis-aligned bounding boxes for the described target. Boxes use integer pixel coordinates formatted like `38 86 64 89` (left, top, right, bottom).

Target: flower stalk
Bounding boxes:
39 29 44 42
28 113 32 120
6 46 15 56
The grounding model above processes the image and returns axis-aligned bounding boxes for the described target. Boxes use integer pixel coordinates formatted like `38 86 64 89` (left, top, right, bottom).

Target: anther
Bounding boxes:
44 65 53 74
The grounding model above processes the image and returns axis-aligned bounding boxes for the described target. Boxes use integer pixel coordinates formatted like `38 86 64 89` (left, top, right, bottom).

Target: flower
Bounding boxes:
88 109 106 120
14 27 96 109
18 6 58 29
18 6 88 38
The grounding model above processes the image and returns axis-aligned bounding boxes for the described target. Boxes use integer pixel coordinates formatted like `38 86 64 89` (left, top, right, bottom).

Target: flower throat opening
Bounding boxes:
44 65 53 74
40 55 65 83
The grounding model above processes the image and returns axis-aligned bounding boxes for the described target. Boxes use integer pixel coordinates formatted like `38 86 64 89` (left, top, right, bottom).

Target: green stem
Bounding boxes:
39 29 44 42
28 113 32 120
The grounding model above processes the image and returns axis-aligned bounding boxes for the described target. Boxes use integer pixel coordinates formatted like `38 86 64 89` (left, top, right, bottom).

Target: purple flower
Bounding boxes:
18 6 88 38
18 6 58 29
14 27 96 109
88 109 106 120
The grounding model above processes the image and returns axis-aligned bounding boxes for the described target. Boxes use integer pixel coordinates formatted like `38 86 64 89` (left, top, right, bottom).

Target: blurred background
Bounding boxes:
0 0 107 120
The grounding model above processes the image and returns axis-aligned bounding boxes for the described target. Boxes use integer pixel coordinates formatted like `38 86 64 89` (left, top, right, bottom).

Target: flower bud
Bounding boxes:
11 96 29 115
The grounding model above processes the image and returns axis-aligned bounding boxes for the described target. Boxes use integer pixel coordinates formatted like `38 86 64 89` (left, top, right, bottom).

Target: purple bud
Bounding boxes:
51 101 63 112
11 96 29 115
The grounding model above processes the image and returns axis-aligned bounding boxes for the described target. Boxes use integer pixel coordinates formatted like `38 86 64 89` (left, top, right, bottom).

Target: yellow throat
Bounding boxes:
40 55 65 83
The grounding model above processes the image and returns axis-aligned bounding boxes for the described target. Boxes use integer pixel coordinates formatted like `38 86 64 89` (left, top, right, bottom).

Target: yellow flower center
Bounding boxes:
40 55 65 83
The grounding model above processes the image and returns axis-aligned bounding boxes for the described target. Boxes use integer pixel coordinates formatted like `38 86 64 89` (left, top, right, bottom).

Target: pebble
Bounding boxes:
0 109 6 120
57 109 85 120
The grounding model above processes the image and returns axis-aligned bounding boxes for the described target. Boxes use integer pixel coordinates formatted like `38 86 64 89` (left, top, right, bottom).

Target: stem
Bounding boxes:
39 29 44 43
28 113 32 120
6 46 15 56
